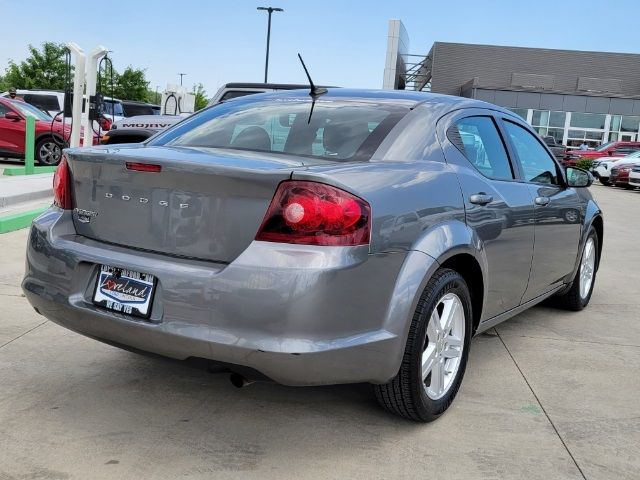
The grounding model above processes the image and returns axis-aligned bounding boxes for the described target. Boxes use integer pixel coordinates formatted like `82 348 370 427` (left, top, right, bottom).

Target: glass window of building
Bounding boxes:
508 108 528 120
608 115 640 141
531 110 566 143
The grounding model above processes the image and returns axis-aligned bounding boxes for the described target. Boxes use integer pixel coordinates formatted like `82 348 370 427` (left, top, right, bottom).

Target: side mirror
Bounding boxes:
608 151 614 156
4 111 21 121
566 166 592 188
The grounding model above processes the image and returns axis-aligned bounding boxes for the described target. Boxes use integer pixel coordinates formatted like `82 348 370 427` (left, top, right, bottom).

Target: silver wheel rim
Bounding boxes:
38 141 61 165
579 238 596 300
422 292 465 400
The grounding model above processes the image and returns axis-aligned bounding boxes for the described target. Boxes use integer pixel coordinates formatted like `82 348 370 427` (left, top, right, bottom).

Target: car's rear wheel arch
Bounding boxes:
439 254 484 334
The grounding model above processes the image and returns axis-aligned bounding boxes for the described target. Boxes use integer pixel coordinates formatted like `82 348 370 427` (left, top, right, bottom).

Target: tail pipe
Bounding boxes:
229 372 255 388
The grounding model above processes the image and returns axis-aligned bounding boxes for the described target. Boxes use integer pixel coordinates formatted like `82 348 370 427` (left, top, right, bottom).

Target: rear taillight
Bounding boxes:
53 155 73 209
256 180 371 246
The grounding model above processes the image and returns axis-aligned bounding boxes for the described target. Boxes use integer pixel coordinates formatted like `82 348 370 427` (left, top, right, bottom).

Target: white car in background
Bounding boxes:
628 164 640 188
592 151 640 185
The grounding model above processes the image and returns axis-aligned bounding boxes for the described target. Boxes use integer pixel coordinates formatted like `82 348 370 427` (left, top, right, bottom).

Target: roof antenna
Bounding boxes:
298 53 327 97
297 53 327 123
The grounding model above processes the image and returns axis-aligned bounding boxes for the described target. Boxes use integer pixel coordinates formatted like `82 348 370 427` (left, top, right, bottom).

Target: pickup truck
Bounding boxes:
563 141 640 166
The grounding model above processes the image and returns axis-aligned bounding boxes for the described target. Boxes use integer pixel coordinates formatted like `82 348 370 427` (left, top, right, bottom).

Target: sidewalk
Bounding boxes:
0 172 53 233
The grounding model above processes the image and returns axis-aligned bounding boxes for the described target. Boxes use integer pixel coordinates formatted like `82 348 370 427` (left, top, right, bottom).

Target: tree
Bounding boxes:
193 83 209 111
114 67 149 101
3 42 71 90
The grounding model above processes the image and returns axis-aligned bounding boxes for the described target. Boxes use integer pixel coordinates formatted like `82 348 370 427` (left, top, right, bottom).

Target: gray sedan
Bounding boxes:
23 89 602 421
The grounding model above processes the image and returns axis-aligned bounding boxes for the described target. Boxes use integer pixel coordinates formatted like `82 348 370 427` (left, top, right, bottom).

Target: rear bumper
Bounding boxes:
22 208 428 385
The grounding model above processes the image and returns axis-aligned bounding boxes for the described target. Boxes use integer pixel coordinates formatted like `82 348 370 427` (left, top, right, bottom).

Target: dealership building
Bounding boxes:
383 20 640 148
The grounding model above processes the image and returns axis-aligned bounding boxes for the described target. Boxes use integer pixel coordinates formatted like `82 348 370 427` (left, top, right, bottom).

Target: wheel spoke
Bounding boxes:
430 360 445 396
421 346 436 380
440 296 458 333
430 308 443 335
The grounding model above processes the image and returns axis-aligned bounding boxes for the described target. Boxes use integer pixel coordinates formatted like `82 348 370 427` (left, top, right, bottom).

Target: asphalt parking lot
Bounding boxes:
0 183 638 480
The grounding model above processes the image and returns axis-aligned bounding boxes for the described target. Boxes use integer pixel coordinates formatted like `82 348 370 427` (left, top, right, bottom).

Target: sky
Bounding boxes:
2 0 639 98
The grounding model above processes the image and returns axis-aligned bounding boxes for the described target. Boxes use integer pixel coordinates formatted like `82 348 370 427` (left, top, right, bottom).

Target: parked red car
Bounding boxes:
563 141 640 166
609 162 640 189
0 97 94 166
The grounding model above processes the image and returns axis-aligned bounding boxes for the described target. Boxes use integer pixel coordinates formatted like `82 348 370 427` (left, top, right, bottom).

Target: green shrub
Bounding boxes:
576 158 593 170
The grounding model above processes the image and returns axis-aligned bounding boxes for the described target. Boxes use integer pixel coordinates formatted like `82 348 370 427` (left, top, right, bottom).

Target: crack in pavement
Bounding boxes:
498 333 640 349
0 320 48 351
494 328 588 480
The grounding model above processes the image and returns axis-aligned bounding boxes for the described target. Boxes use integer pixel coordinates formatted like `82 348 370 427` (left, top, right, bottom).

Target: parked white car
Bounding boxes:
592 151 640 185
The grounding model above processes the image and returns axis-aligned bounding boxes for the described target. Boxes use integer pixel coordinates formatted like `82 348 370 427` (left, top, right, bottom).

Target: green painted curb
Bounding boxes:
0 207 48 234
3 166 57 176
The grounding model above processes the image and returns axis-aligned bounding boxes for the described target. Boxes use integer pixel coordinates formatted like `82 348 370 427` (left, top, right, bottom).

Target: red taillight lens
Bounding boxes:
53 156 73 209
126 162 162 172
256 180 371 246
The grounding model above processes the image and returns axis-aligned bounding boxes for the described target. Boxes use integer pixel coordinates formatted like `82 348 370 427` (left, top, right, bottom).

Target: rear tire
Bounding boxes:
373 268 472 422
598 177 611 186
35 137 62 166
550 227 598 311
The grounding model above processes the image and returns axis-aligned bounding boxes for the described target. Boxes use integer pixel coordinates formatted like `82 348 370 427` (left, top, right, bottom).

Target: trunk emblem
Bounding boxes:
74 208 98 223
104 192 187 208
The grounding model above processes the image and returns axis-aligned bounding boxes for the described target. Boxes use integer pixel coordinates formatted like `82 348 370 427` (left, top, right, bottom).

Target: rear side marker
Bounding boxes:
125 162 162 173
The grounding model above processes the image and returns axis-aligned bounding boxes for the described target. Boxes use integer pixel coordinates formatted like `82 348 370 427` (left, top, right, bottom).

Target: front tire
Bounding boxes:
598 177 610 186
550 227 598 311
35 137 63 166
374 268 472 422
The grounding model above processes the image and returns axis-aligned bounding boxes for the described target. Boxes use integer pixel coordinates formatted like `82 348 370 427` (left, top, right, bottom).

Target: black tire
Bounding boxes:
35 136 63 166
598 177 611 186
624 184 635 190
550 227 599 311
373 268 473 422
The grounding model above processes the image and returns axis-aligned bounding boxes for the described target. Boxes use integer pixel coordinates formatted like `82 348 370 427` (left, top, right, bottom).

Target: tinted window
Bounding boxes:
0 104 9 117
503 121 559 185
152 99 407 162
220 90 261 102
23 94 60 112
450 116 514 180
123 104 155 116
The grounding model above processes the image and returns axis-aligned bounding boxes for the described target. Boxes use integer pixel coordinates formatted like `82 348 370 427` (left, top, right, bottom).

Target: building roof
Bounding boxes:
428 41 640 98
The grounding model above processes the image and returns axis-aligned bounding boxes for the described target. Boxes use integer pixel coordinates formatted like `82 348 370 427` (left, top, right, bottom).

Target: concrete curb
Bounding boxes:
0 207 47 234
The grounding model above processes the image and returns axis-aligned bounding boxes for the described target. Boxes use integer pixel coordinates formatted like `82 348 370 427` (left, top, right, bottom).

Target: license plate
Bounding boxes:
93 265 156 318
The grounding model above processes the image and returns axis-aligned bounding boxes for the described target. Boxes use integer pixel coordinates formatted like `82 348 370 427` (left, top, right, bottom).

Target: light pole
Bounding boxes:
178 73 186 86
155 85 159 104
257 6 283 83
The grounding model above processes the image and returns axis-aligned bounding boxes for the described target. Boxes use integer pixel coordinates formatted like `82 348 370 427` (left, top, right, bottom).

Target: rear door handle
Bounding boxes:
469 193 493 206
535 196 550 206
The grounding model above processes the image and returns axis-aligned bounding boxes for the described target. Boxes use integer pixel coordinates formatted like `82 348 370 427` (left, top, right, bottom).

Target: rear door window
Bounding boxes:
449 116 515 180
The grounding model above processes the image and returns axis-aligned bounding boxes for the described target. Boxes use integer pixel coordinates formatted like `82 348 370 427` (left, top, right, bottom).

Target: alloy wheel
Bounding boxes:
422 292 465 400
579 238 596 300
38 141 62 165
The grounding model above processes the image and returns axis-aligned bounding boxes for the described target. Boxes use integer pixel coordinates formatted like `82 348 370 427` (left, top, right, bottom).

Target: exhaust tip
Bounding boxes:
229 372 254 388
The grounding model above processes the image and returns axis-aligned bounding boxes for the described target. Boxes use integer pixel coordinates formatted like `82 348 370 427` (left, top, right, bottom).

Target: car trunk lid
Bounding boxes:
68 145 321 263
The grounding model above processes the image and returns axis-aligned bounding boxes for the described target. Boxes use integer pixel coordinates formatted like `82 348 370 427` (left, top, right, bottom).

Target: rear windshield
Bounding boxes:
150 98 408 162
